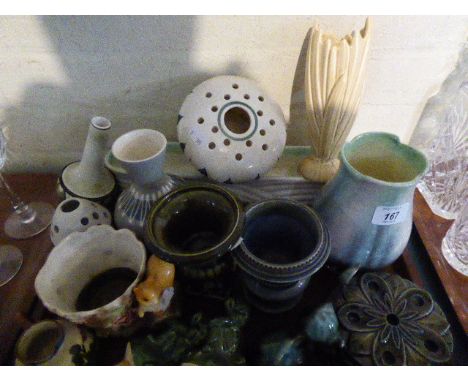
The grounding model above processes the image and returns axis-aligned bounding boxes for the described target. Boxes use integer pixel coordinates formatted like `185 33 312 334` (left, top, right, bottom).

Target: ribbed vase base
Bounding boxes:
298 156 340 183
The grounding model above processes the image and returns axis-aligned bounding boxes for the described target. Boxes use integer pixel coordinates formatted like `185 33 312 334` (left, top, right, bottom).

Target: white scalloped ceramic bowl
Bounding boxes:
35 225 146 331
177 75 287 183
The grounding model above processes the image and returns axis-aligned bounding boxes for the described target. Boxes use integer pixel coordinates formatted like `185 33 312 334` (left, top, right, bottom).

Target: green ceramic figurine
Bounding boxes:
259 333 305 366
184 299 249 365
131 313 207 366
131 299 249 366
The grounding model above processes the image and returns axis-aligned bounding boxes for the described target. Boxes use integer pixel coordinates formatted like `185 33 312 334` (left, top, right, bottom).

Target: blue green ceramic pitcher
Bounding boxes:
315 132 428 269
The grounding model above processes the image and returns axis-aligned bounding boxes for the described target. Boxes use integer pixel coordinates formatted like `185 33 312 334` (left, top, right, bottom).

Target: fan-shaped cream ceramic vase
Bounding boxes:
299 18 372 183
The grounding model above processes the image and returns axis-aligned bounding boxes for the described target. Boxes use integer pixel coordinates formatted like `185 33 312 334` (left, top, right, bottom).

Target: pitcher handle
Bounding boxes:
105 150 128 175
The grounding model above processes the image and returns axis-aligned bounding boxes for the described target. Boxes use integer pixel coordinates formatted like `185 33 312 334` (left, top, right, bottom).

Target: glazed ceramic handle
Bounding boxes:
105 151 128 175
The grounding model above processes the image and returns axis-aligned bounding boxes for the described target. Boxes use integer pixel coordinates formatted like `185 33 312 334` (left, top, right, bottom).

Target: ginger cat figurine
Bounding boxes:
134 255 175 318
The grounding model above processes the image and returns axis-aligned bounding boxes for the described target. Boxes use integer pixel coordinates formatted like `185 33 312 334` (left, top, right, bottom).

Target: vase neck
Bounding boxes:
78 121 110 182
130 174 169 193
340 132 428 187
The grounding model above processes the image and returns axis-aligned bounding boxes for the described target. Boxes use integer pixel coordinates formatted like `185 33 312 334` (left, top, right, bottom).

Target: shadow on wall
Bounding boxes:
288 27 312 151
2 16 247 172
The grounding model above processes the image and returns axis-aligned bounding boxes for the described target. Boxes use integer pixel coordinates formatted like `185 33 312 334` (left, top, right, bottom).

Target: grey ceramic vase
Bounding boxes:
315 132 428 269
234 200 330 313
60 117 117 208
112 129 178 239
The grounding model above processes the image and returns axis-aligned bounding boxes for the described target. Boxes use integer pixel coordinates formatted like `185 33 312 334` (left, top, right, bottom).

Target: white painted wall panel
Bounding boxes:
0 15 466 172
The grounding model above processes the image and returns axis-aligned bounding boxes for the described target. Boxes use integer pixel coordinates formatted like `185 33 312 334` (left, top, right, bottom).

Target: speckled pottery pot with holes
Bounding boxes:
233 200 330 313
50 198 112 246
144 183 244 280
177 75 287 183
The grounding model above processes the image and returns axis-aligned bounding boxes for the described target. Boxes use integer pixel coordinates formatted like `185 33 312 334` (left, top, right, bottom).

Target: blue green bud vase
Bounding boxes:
315 132 428 269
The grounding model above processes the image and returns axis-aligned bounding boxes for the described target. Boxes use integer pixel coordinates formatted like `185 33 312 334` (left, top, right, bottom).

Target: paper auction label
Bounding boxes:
371 203 410 225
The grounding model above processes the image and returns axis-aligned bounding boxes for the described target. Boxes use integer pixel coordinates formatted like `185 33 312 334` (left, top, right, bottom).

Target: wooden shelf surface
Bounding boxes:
0 174 465 365
412 190 467 333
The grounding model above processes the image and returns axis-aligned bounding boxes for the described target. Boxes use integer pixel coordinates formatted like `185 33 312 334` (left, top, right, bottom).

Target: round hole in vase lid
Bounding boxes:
91 116 111 130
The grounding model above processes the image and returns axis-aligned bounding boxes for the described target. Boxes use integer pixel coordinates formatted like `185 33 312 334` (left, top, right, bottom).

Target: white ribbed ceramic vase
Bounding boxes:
177 75 287 183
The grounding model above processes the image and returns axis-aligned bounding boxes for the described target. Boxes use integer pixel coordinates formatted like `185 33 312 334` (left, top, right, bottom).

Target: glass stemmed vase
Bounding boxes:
0 128 54 286
0 173 54 239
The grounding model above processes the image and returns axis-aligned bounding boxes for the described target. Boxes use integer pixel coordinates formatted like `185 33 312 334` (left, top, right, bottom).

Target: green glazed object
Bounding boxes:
186 299 248 365
144 183 244 279
335 272 453 365
304 302 342 345
315 132 428 268
259 333 304 366
131 314 208 366
131 299 248 366
305 272 454 366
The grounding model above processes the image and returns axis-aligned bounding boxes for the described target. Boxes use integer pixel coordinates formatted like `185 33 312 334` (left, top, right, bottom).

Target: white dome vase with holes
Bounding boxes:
177 75 287 183
50 198 112 246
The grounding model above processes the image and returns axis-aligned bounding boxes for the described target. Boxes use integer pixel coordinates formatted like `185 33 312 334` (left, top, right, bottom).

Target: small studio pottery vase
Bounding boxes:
315 132 428 269
145 183 244 280
113 129 178 239
234 200 330 313
177 75 287 183
60 117 117 207
35 225 146 333
15 320 94 366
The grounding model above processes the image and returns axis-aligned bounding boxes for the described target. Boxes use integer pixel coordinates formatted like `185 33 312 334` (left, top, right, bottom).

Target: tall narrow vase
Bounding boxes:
60 117 116 207
315 132 427 269
299 18 372 183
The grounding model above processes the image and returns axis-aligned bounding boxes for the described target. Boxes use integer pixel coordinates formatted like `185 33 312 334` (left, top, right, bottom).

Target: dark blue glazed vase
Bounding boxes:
234 200 330 313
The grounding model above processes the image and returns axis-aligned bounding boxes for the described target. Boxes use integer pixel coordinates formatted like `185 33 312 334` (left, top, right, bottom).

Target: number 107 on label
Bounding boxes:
371 203 410 226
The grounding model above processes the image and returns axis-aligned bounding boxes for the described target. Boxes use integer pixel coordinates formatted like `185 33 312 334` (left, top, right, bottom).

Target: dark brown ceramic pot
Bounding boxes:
144 183 244 280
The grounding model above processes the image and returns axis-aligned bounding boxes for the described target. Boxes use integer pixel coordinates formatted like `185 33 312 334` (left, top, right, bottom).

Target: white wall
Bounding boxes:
0 15 466 172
